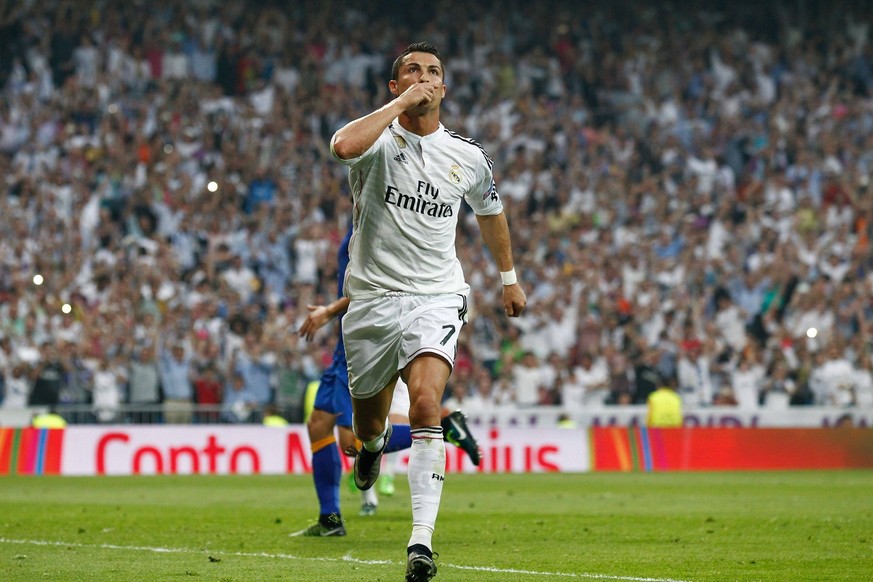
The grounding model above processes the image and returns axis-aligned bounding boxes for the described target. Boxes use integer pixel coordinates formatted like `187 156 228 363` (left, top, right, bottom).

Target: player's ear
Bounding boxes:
388 80 399 96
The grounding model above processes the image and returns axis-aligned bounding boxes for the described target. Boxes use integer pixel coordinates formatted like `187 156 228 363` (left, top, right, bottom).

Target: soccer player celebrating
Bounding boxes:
330 42 526 581
293 226 482 539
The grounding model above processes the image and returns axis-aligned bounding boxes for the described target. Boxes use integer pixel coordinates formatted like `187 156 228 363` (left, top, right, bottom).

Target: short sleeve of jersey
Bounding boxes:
464 149 504 217
329 131 387 169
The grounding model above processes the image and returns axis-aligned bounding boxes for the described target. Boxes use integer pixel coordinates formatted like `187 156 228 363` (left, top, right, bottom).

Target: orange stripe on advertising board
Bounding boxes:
590 426 634 471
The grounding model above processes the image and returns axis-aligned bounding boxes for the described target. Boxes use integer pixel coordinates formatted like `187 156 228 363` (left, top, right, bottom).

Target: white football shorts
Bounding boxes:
343 292 468 399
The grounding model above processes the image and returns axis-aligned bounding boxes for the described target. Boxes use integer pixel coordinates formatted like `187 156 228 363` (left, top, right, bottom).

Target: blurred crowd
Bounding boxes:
1 0 872 425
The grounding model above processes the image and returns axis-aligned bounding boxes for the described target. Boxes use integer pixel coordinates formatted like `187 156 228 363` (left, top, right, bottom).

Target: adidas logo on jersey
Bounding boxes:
393 152 408 164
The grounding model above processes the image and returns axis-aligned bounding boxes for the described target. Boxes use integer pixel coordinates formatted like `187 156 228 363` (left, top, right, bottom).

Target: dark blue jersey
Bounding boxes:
337 226 351 299
334 226 352 357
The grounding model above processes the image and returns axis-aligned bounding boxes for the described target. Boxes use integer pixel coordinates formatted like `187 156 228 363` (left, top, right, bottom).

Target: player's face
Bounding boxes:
394 52 445 113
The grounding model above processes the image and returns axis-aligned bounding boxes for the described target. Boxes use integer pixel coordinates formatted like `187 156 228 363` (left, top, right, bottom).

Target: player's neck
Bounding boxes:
397 112 440 137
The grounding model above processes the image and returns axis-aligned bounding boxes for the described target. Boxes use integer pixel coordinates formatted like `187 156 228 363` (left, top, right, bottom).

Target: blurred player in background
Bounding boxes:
330 42 525 580
292 226 481 538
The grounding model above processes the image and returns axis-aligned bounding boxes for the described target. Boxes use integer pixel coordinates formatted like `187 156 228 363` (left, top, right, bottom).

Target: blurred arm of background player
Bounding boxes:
298 297 350 341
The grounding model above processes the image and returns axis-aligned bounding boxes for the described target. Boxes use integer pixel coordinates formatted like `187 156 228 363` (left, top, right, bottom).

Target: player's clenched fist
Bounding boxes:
503 285 527 318
398 82 436 110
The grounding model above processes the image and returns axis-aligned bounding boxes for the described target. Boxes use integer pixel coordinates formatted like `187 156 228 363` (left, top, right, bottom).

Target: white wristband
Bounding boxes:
500 268 518 286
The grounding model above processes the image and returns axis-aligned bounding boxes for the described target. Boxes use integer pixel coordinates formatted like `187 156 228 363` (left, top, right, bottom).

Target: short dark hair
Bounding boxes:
391 42 443 80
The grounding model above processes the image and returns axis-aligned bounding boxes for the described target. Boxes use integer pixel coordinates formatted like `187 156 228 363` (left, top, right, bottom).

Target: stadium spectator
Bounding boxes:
221 254 258 304
31 410 67 428
28 342 65 407
192 362 223 423
0 336 8 404
811 343 857 407
244 166 277 214
1 362 30 410
92 352 123 423
292 222 329 310
220 371 257 423
511 351 552 407
442 381 483 412
228 331 275 408
157 341 194 423
570 351 611 409
676 340 715 407
262 403 289 427
730 350 766 409
467 366 500 411
58 340 94 409
760 358 797 409
632 346 668 405
274 347 306 423
852 352 873 408
646 380 683 428
128 344 162 422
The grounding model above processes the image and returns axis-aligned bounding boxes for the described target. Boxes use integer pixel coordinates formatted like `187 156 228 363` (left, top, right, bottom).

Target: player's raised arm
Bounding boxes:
331 82 436 160
476 212 526 318
331 101 404 160
332 53 443 159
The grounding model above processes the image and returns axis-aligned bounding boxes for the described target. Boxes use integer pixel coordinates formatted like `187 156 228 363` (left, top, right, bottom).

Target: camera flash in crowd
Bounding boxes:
207 181 218 192
806 327 818 339
163 143 174 154
33 274 44 286
61 303 72 314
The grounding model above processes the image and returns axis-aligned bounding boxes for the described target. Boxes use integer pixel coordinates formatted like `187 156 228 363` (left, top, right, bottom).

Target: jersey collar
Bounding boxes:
392 118 444 144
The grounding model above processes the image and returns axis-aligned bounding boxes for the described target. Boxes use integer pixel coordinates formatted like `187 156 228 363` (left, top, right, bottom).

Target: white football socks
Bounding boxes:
362 423 389 452
361 486 378 506
407 427 445 550
384 450 402 475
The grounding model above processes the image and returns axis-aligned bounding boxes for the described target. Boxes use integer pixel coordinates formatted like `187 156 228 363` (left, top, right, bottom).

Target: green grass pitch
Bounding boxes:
1 471 871 581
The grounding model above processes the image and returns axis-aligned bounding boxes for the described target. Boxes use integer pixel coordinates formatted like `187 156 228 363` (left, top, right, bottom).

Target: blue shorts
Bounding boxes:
313 351 353 427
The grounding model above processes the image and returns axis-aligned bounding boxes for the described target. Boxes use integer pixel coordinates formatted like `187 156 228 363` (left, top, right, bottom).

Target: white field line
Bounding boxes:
0 537 694 582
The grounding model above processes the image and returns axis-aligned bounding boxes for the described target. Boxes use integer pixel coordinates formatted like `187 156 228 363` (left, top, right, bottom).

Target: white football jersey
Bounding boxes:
332 119 503 298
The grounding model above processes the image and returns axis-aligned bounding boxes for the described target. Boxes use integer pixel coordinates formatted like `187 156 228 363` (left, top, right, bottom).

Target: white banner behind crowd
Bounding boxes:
60 425 589 476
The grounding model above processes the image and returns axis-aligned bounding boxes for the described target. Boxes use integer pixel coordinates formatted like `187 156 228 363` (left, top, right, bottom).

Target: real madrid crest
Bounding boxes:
449 164 462 184
393 134 407 149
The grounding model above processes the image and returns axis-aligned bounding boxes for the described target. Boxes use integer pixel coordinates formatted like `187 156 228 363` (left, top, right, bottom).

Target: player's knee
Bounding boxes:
337 431 358 455
306 410 333 439
408 394 441 426
352 422 381 442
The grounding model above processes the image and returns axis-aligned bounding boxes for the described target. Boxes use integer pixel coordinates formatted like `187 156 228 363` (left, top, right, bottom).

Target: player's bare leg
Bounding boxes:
404 355 450 581
352 378 396 490
293 410 347 537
